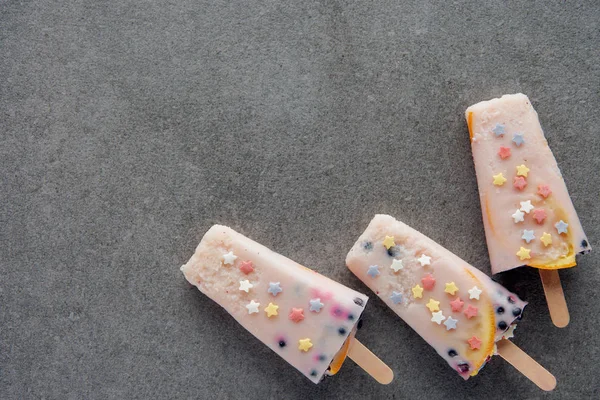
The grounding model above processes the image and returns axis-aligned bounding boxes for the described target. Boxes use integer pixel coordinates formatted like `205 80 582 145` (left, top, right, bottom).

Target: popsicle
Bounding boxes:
346 215 555 390
180 225 392 384
466 93 591 327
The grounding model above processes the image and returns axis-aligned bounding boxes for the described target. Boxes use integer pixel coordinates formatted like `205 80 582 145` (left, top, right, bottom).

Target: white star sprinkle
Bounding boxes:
390 259 404 272
444 316 458 330
521 230 535 243
512 209 525 223
431 311 445 324
468 286 482 300
222 251 237 265
239 280 253 293
417 254 431 266
555 220 569 235
520 200 534 214
503 324 517 340
246 300 260 314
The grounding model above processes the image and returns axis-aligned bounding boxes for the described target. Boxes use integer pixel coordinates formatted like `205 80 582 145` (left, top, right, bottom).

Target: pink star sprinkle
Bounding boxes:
450 297 465 312
532 209 547 224
538 184 552 198
498 146 511 159
463 305 478 319
468 336 482 350
289 308 305 323
421 274 436 291
239 261 254 274
513 176 527 190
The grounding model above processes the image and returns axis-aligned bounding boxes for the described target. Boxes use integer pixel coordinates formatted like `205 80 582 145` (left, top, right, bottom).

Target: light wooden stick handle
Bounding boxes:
497 339 556 391
539 269 570 328
347 339 394 384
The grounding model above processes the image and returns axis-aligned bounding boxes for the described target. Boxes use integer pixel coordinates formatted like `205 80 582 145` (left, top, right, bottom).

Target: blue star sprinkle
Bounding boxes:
492 123 505 137
268 282 283 296
390 291 403 304
512 133 525 147
367 265 380 278
309 298 324 312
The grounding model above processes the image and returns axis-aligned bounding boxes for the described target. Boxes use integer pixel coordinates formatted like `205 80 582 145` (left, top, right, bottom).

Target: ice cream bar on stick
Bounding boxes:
180 225 393 384
346 215 555 391
466 93 591 327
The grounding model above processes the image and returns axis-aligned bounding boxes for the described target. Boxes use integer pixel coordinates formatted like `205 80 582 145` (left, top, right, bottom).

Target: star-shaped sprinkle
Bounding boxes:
540 232 553 247
555 220 569 235
468 286 482 300
418 254 431 266
512 132 525 146
444 316 458 330
513 176 527 190
367 265 380 278
463 305 478 319
390 259 404 272
421 273 436 290
503 325 517 340
516 247 531 261
516 164 530 177
239 261 254 274
246 300 260 314
268 282 283 296
239 280 253 293
431 311 445 324
532 208 547 224
520 200 534 214
521 230 535 243
493 173 507 186
537 184 552 198
298 338 313 352
390 291 403 304
468 336 482 350
498 146 511 159
264 303 279 317
222 251 237 265
412 284 424 299
382 236 396 249
426 298 440 312
492 123 505 137
512 209 525 223
309 298 324 313
444 282 459 295
450 297 464 312
289 308 305 323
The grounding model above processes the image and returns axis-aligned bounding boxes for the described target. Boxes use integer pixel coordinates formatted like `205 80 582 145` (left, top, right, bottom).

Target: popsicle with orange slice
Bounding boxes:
346 215 555 390
466 94 591 327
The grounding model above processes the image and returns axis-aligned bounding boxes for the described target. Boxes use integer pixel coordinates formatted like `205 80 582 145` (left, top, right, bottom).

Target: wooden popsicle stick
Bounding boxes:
497 339 556 392
347 339 394 384
539 269 570 328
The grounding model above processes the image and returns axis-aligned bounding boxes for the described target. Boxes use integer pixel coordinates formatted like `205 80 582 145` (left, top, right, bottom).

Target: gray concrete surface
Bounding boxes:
1 1 599 399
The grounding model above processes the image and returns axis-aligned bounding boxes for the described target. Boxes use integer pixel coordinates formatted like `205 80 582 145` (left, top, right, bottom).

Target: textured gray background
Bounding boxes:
1 1 599 399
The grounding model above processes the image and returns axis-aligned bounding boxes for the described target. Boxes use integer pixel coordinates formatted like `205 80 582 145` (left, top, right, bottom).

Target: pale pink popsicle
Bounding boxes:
466 93 590 273
181 225 369 383
346 215 526 379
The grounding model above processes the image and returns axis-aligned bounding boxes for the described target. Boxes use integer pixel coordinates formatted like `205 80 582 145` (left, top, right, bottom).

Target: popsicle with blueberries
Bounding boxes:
466 93 591 327
346 214 555 390
180 224 392 384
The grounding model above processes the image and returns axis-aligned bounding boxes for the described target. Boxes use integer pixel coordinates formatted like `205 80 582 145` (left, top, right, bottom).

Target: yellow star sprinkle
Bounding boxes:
540 232 553 247
516 164 530 177
264 303 279 318
493 173 507 186
426 298 440 312
412 284 424 299
444 282 459 295
298 338 313 352
382 236 396 249
516 247 531 260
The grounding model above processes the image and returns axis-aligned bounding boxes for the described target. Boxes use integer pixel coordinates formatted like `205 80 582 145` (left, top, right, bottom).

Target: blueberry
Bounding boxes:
507 296 515 304
496 307 505 314
387 246 399 257
512 307 522 317
448 349 458 357
310 370 318 377
581 239 589 248
363 241 373 251
357 319 363 329
347 313 355 321
278 340 286 348
457 362 470 373
498 321 508 330
353 297 364 307
338 327 347 335
318 354 327 362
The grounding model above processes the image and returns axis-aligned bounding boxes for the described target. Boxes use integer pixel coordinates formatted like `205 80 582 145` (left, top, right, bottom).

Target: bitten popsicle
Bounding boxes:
346 215 555 390
466 93 591 327
181 225 392 384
